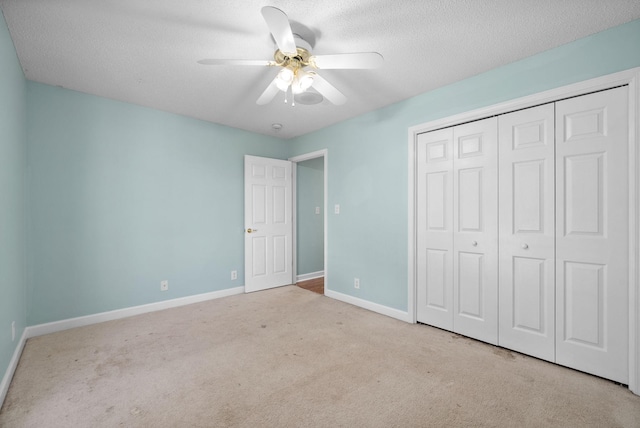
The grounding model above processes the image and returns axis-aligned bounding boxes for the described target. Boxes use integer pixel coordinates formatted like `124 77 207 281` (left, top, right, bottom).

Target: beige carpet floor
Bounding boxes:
1 285 639 427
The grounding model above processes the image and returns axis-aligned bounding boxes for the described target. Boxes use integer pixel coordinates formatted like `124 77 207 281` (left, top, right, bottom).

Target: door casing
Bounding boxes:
289 149 328 292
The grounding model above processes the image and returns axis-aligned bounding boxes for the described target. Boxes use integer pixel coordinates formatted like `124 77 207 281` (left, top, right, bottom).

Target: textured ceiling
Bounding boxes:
2 1 640 139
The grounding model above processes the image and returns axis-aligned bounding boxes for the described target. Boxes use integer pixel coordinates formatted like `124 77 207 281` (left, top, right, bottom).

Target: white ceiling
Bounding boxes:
2 1 640 139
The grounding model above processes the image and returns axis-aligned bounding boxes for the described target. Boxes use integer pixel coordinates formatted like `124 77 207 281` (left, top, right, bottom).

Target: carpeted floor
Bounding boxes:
1 285 639 427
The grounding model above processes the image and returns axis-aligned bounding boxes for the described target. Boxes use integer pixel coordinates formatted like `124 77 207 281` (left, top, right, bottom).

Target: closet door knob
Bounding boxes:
472 241 478 246
522 243 529 249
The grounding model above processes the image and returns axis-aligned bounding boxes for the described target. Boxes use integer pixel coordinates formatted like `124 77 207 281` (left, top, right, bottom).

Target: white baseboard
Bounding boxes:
26 286 245 339
2 285 407 409
325 289 411 323
1 329 28 409
296 271 324 282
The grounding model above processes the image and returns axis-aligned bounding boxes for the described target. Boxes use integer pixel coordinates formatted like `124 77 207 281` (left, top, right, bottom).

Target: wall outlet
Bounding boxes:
11 321 15 342
334 204 340 214
354 278 360 289
315 206 320 215
231 270 238 280
160 280 169 291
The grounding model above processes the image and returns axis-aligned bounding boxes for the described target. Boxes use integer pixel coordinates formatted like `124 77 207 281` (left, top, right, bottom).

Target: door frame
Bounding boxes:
289 149 328 293
407 67 640 394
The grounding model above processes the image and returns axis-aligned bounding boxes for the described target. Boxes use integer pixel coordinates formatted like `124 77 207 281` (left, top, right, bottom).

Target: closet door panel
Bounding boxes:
555 86 629 384
453 118 498 345
498 104 555 362
416 129 454 330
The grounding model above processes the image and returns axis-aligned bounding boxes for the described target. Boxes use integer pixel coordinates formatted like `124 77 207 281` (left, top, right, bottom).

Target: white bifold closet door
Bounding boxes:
555 87 629 384
417 85 630 384
498 104 556 362
452 119 498 345
416 128 454 331
416 117 498 345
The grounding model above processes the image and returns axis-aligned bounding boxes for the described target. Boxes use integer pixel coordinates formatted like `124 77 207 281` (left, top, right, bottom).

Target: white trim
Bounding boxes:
291 162 298 283
629 70 640 395
408 125 416 324
296 271 324 282
26 287 245 338
408 66 640 394
325 289 411 323
0 329 27 408
289 149 328 294
289 149 327 163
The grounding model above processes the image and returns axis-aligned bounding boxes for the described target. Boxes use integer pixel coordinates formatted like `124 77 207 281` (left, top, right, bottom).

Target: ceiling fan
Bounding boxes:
198 6 384 106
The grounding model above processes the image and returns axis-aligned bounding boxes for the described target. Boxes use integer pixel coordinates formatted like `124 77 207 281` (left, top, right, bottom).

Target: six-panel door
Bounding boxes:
555 87 629 383
498 104 556 362
416 128 454 330
244 155 293 293
452 118 499 345
416 118 499 345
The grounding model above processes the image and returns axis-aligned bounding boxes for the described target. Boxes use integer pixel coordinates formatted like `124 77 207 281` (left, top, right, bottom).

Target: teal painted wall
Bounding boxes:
27 83 289 325
289 19 640 311
0 11 27 385
15 18 640 327
296 157 324 276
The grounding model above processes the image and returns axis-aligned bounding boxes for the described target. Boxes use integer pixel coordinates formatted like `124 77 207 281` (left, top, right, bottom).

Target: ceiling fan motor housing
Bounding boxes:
273 36 313 68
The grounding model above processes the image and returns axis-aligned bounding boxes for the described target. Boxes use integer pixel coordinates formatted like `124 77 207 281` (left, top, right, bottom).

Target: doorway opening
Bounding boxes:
290 150 327 295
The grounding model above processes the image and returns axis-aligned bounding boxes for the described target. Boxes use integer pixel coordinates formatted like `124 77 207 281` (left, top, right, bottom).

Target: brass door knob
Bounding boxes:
247 228 258 233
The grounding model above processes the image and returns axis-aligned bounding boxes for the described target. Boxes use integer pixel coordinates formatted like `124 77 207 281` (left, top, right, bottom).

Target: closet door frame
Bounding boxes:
408 67 640 395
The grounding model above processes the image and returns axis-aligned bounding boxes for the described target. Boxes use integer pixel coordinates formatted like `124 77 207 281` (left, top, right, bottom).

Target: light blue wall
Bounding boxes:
0 10 27 384
18 18 640 327
27 83 289 325
296 157 324 276
289 19 640 311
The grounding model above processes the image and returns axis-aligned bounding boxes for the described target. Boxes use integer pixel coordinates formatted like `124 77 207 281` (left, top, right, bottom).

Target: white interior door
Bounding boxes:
453 118 499 345
244 155 293 293
555 87 629 383
498 103 556 362
416 128 454 330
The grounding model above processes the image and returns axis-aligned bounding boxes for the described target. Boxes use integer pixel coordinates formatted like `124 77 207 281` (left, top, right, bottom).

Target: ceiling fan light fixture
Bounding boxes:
299 70 315 91
291 69 314 94
276 67 294 91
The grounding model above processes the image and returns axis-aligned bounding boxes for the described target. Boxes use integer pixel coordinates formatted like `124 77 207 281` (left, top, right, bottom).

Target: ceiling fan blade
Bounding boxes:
256 77 281 105
311 73 346 105
311 52 384 69
261 6 297 56
198 59 274 66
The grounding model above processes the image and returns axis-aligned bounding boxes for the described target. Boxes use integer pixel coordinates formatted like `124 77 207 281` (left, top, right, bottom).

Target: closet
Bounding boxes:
416 86 629 384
